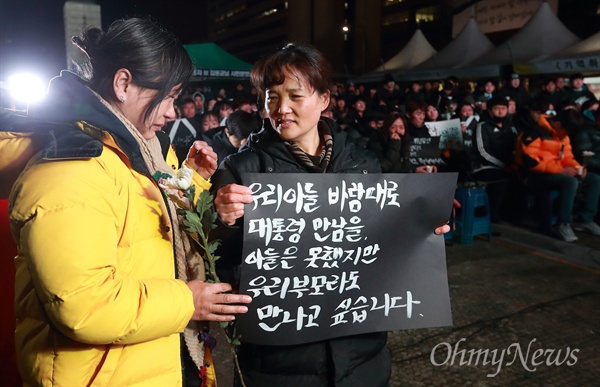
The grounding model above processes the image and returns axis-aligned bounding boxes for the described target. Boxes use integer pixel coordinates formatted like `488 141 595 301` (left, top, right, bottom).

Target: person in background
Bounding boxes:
163 97 203 165
404 100 439 173
426 103 441 122
405 80 426 103
515 99 600 241
565 73 597 107
193 91 206 116
0 18 251 387
442 100 479 182
212 100 234 126
378 73 404 113
498 73 530 112
367 111 407 173
209 42 449 387
537 78 564 110
571 101 600 192
472 95 518 223
204 109 259 164
473 79 495 105
200 111 220 132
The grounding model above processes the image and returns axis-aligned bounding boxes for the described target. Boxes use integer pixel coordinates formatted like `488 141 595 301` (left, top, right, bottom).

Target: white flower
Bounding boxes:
162 166 194 190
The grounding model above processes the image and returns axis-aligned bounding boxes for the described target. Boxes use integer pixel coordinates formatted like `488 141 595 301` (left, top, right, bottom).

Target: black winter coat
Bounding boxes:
571 121 600 173
210 118 390 387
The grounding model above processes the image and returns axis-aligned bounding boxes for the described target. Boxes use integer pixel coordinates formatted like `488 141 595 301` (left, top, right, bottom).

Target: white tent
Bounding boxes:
514 31 600 75
416 18 495 70
373 28 437 72
469 2 580 67
552 31 600 59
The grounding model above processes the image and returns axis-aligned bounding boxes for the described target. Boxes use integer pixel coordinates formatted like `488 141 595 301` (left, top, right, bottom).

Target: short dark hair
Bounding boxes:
528 96 551 113
212 100 233 117
250 42 332 97
406 100 427 114
178 97 195 108
199 111 219 125
74 17 193 122
226 110 260 139
569 73 584 81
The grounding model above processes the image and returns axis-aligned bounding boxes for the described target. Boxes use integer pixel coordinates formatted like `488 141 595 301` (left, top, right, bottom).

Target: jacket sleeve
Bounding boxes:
474 123 505 168
560 137 581 169
367 135 402 173
572 129 600 171
13 158 194 345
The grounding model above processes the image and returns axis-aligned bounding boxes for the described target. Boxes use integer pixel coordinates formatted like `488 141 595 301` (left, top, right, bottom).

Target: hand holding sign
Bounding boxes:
214 183 254 225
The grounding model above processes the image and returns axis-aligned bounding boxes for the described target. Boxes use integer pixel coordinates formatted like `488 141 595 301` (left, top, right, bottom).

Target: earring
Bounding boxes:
119 95 125 102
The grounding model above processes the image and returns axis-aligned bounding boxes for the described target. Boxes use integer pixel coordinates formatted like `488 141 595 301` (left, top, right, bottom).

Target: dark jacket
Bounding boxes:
571 120 600 173
210 118 389 387
473 112 517 173
203 126 239 164
367 131 404 173
163 117 203 166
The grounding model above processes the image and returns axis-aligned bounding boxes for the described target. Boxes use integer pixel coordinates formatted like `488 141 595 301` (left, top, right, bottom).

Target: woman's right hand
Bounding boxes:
214 184 254 226
187 280 252 322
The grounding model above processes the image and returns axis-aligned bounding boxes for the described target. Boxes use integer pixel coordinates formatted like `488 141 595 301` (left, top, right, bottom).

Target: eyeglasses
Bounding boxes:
545 110 557 116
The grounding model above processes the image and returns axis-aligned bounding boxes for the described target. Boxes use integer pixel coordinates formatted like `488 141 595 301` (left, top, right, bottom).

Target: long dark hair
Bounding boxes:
73 17 193 121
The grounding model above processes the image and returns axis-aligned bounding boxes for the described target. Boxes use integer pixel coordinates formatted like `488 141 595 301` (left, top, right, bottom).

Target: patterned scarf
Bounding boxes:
284 120 333 172
92 90 206 370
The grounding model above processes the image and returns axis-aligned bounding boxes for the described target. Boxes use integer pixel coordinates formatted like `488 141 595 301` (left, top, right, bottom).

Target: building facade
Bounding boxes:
206 0 600 78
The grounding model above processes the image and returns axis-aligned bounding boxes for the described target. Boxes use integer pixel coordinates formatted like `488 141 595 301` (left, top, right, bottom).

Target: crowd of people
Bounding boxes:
1 14 598 387
170 70 600 243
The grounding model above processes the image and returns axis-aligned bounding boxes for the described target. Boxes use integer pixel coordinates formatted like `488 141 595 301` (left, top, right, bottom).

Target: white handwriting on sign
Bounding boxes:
246 271 361 298
306 244 381 268
253 291 422 333
256 305 321 332
330 292 421 326
413 137 432 145
313 216 364 243
328 180 400 212
245 246 299 270
249 182 320 213
248 217 306 245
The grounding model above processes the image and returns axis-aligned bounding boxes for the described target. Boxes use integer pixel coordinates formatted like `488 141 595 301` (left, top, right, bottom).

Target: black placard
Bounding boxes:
237 173 457 345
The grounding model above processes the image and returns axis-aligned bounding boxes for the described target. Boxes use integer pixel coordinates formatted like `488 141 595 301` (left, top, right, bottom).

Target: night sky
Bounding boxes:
0 0 208 82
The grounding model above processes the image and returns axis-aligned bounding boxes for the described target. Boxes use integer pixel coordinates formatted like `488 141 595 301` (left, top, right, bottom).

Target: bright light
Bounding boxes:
8 73 47 104
342 26 349 32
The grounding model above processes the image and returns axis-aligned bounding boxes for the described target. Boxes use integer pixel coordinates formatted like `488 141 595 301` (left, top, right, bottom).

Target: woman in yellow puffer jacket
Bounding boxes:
0 18 251 386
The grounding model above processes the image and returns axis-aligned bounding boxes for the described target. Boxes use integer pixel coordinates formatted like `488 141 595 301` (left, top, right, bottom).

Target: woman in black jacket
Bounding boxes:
367 111 407 173
210 42 449 387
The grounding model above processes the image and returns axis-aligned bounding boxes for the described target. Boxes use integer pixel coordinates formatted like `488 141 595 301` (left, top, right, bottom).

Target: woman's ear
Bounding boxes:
112 68 133 103
320 90 331 112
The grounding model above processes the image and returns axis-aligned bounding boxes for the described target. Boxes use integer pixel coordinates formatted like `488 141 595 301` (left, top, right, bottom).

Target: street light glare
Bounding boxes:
342 26 349 32
8 73 47 104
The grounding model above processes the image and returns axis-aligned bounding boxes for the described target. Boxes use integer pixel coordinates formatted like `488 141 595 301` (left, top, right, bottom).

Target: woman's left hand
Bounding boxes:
186 141 218 179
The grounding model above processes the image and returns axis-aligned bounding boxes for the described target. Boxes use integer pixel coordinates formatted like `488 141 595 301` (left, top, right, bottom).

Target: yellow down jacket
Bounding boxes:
1 72 212 386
